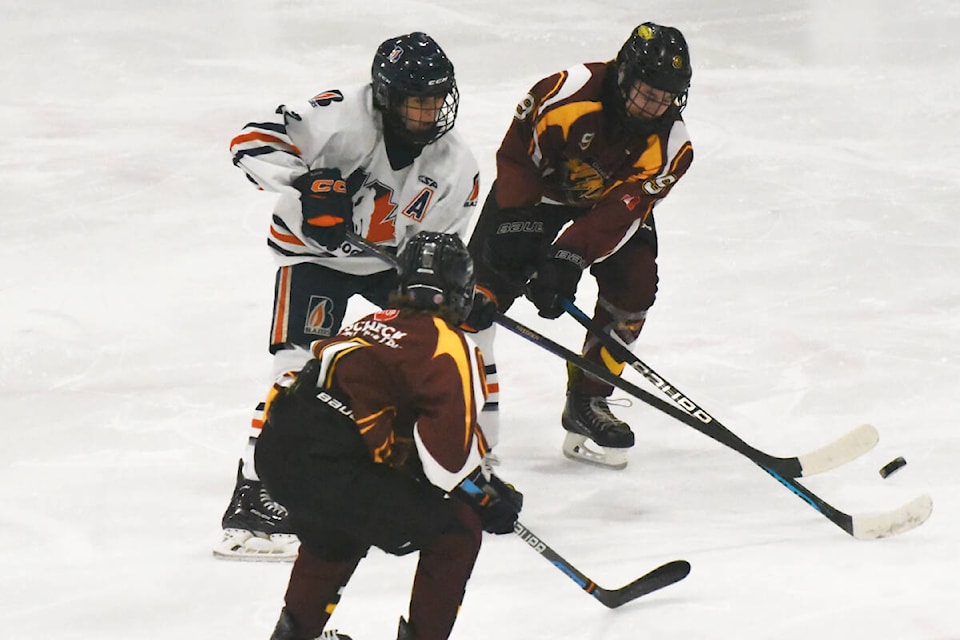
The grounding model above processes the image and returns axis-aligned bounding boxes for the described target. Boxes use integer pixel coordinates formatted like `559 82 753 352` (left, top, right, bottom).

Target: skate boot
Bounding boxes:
270 608 352 640
396 617 414 640
212 460 300 561
561 392 635 470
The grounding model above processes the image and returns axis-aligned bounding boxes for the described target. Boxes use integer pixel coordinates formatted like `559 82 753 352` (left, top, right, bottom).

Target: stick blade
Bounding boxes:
852 494 933 540
594 560 691 608
797 423 879 476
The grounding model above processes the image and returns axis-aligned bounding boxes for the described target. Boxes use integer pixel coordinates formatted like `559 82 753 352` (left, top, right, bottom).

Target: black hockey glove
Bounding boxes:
460 286 499 333
292 167 354 251
456 468 523 535
526 247 587 319
480 206 545 287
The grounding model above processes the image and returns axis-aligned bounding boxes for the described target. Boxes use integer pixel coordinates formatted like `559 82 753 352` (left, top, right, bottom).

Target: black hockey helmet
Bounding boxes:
616 23 692 111
371 32 459 145
396 231 475 325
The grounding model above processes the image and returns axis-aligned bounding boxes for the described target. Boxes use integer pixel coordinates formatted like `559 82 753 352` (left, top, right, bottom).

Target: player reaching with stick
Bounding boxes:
463 23 694 469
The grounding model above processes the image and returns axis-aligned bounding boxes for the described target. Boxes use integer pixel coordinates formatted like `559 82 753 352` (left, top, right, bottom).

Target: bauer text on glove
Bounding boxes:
480 206 545 286
526 247 586 319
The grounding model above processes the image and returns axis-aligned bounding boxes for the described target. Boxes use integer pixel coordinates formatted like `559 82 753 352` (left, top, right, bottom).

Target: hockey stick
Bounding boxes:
559 299 877 478
345 231 398 264
344 233 694 595
514 520 690 608
344 233 932 537
494 313 933 540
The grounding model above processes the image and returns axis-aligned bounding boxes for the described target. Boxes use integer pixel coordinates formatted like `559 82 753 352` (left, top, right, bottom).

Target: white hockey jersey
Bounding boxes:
230 84 480 275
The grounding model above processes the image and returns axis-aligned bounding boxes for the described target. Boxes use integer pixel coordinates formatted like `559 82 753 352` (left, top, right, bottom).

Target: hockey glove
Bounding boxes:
480 206 545 286
460 285 499 333
526 247 587 319
456 468 523 535
292 167 354 251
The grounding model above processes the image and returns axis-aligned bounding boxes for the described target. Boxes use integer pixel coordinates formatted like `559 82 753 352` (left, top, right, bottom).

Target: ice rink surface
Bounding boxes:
2 1 958 638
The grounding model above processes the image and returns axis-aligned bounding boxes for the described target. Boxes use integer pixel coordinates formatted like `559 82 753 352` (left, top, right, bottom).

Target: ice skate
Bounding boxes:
396 617 414 640
213 461 300 562
561 392 635 470
270 608 352 640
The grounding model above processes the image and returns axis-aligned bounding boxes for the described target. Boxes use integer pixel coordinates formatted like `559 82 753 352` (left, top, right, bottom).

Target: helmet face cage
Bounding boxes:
372 32 460 145
616 23 692 113
397 232 476 324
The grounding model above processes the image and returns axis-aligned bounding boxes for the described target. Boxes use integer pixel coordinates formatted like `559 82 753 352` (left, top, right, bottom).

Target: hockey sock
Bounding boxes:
283 547 363 636
408 501 482 640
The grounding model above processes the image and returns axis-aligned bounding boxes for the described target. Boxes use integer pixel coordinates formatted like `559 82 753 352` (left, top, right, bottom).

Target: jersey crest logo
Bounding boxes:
364 179 399 243
309 90 344 108
304 296 336 337
562 158 605 201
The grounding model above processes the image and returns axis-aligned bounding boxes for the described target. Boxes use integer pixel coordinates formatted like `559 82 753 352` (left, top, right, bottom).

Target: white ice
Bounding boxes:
2 1 958 638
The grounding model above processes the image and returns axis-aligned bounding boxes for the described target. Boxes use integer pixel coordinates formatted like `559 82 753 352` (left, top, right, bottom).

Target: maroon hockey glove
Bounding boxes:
460 285 499 333
526 247 586 319
292 167 354 251
456 468 523 535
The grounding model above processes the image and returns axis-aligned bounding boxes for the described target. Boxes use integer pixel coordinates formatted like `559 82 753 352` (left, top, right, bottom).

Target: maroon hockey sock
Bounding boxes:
408 503 483 640
283 547 362 636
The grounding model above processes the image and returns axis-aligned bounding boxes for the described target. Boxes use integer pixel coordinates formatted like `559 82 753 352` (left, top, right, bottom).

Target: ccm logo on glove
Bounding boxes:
304 177 347 195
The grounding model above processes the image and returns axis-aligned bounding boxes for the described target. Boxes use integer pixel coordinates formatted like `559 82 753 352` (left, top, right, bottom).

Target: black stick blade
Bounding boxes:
593 560 691 608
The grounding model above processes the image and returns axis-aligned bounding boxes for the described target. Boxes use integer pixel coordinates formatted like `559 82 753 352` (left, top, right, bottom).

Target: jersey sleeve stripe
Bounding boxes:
230 130 301 154
241 121 287 134
231 145 301 167
269 223 306 247
538 70 569 110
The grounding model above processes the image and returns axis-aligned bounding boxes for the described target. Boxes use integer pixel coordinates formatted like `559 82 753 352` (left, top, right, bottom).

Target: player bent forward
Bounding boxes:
466 22 694 469
255 232 523 640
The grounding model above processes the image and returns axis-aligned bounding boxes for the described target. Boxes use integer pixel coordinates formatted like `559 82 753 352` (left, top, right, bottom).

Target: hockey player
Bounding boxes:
217 32 481 560
255 232 523 640
466 23 694 469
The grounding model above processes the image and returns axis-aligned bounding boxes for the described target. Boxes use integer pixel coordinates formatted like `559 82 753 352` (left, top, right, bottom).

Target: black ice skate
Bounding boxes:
561 392 635 470
212 460 300 562
270 608 352 640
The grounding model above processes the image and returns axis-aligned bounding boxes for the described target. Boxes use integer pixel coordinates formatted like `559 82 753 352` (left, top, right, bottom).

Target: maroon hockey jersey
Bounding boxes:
495 62 693 265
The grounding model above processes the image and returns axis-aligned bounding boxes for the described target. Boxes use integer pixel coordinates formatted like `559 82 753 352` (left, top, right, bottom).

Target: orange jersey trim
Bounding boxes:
230 131 302 156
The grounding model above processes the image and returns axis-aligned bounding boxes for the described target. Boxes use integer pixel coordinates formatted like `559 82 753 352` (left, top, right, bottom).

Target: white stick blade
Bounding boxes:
852 494 933 540
798 424 879 476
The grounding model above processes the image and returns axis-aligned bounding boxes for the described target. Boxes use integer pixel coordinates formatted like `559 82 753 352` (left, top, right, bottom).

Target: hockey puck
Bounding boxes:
879 456 907 479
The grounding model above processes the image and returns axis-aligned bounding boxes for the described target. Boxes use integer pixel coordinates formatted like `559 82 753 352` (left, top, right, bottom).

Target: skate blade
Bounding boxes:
562 432 629 470
212 528 299 562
